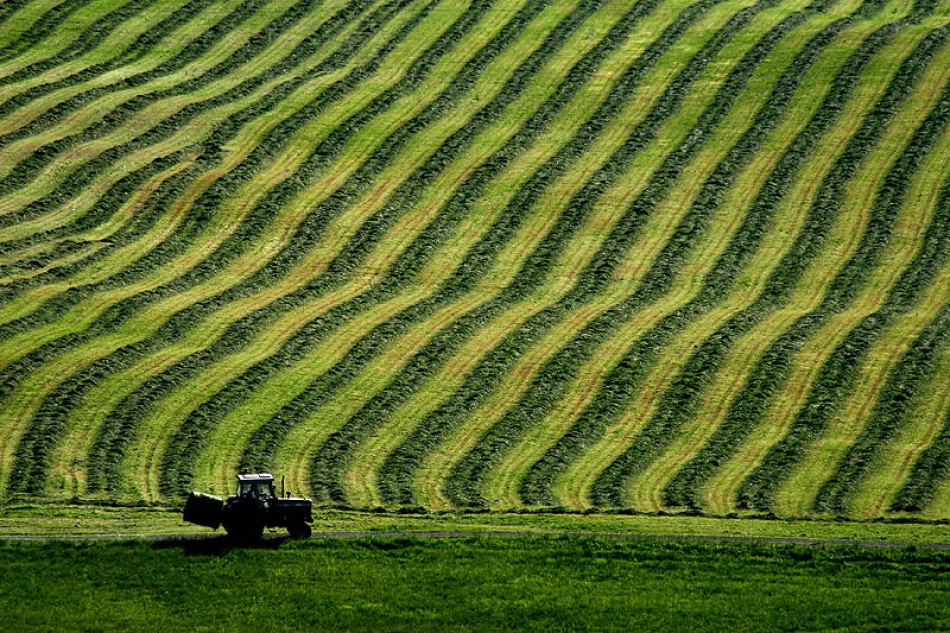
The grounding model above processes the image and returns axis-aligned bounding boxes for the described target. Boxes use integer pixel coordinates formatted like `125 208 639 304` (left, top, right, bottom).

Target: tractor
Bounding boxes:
183 472 313 540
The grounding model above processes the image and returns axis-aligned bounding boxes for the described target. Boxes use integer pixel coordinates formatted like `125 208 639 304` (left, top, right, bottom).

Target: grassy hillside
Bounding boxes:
0 0 948 520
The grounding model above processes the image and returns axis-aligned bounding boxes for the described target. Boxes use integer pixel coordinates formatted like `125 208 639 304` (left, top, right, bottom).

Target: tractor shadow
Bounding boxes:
151 533 294 556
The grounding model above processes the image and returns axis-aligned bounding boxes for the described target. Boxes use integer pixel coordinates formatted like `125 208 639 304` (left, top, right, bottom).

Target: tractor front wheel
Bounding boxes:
288 522 312 539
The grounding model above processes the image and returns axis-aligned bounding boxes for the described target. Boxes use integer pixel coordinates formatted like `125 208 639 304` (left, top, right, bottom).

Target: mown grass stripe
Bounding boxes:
150 0 628 500
0 0 260 156
0 0 392 325
463 0 862 512
640 21 950 515
144 0 673 499
130 0 564 497
292 0 737 505
0 0 105 64
0 155 193 285
850 344 950 518
0 0 214 134
733 34 950 512
0 0 43 38
0 0 165 96
494 0 839 510
801 127 950 516
0 0 200 128
589 13 915 510
29 0 454 499
0 0 395 337
889 333 950 515
381 17 747 509
0 0 358 256
99 0 524 499
0 0 404 366
803 278 950 517
198 0 680 505
0 0 423 496
364 0 745 508
629 74 947 516
435 0 839 510
0 0 327 225
627 7 941 513
384 0 764 508
0 0 332 237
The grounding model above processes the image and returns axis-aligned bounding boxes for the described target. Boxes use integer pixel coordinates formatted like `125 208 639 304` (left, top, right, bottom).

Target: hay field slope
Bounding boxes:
0 0 948 520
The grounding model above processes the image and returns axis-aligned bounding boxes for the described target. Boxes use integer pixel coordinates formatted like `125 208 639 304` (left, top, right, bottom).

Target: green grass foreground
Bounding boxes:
2 536 949 632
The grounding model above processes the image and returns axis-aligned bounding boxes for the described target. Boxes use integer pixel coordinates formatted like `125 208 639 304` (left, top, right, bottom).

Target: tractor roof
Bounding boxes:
236 473 274 482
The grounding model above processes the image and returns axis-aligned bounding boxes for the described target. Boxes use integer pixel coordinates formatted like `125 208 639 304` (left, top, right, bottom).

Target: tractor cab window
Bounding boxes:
238 480 273 498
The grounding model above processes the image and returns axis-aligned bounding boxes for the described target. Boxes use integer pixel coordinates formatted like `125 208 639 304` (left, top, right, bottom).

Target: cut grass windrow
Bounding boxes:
590 10 914 509
80 0 533 498
0 0 394 315
159 0 648 499
0 1 38 36
733 37 950 512
0 0 270 196
0 0 215 142
656 22 950 507
125 0 575 498
11 0 457 498
0 0 105 64
352 0 766 508
362 0 744 507
641 54 950 516
810 294 950 515
0 0 336 233
0 0 164 95
0 0 397 314
242 0 712 502
511 0 861 509
438 0 841 510
630 10 943 512
0 151 195 284
229 0 706 500
0 0 397 397
295 0 697 504
766 52 950 517
803 128 950 515
891 335 950 514
0 0 427 496
2 0 946 520
469 0 875 513
846 318 950 518
0 0 206 118
345 0 728 510
0 0 382 275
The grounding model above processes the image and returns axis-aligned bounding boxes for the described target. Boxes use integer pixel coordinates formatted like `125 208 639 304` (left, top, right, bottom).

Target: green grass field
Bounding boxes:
0 0 949 528
2 536 950 631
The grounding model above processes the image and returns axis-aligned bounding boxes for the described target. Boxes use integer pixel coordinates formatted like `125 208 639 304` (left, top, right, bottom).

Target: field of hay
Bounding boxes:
0 0 948 520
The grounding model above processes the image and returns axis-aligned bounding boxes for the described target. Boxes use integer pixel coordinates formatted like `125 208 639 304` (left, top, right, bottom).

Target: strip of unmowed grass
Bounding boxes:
1 523 950 632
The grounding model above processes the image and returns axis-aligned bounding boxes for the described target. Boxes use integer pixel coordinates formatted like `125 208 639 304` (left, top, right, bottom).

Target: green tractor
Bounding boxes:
183 472 313 540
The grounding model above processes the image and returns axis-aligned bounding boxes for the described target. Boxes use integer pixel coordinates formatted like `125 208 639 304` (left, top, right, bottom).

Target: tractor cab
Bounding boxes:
236 473 276 499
